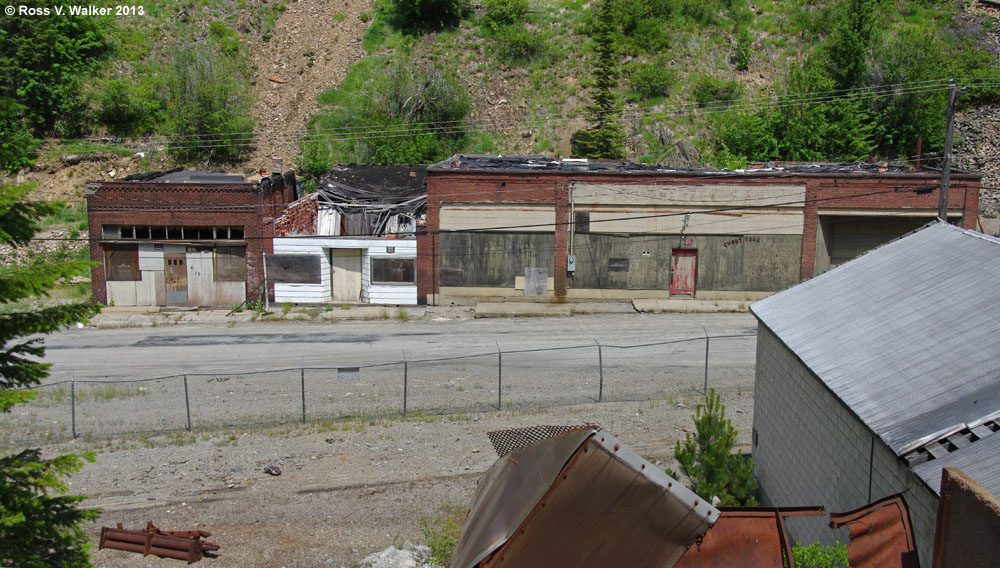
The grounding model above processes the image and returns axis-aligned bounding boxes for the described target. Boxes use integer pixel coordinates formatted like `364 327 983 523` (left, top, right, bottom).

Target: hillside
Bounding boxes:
3 0 1000 206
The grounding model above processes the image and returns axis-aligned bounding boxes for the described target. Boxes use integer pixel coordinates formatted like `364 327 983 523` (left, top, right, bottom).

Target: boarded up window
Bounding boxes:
372 258 415 284
264 254 322 284
214 247 246 282
575 212 590 233
105 245 139 281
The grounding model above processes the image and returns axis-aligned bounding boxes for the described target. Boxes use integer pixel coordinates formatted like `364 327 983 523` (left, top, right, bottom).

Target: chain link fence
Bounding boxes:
4 332 757 445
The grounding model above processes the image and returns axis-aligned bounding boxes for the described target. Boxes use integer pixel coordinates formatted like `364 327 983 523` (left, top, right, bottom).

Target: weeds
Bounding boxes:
420 504 467 566
394 309 410 322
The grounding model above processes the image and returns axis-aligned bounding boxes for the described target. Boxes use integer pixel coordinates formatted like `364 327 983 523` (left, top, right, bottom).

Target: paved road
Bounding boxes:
40 312 758 380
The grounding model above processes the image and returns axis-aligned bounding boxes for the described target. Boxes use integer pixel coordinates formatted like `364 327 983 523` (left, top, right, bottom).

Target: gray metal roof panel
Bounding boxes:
912 431 1000 497
751 222 1000 456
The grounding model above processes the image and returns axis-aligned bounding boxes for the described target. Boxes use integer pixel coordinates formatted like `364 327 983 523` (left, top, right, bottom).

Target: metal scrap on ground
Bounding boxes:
99 522 219 564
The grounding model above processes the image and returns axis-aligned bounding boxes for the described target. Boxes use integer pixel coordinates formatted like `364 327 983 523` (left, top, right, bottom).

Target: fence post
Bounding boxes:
703 327 710 394
402 350 408 417
300 356 306 424
71 370 77 439
496 341 502 411
182 364 192 432
594 339 604 402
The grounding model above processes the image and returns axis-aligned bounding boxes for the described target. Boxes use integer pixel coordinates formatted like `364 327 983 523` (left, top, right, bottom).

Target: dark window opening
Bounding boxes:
229 227 244 239
135 226 150 239
372 258 415 284
150 227 166 239
121 226 134 239
167 227 182 239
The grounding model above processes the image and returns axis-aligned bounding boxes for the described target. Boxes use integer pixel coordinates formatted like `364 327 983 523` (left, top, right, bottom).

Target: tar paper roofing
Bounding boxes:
750 221 1000 497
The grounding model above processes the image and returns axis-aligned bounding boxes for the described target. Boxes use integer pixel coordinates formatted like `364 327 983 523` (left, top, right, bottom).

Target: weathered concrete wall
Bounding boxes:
753 323 939 567
438 232 555 287
932 467 1000 568
568 234 799 292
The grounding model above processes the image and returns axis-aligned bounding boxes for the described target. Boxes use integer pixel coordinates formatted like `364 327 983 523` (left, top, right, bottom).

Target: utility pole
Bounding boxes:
938 81 958 222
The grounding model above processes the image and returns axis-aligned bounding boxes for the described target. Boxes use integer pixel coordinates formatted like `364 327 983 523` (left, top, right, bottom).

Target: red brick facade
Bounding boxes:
86 172 295 305
417 162 980 305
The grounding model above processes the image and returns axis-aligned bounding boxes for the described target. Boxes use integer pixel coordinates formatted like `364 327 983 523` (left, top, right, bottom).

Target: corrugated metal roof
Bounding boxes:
912 429 1000 498
751 221 1000 493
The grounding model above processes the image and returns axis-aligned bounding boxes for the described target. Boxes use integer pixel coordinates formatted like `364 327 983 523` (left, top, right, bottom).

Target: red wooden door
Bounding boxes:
670 249 696 296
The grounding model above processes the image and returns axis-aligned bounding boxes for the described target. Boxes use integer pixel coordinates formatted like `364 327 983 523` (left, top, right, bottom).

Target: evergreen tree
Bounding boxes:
0 182 100 567
574 0 626 160
668 389 759 506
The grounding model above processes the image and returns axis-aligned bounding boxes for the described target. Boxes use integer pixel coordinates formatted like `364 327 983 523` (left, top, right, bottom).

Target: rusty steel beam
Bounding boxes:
99 522 218 564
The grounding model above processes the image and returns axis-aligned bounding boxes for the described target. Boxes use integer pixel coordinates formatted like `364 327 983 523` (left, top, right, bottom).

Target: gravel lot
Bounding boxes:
55 388 755 567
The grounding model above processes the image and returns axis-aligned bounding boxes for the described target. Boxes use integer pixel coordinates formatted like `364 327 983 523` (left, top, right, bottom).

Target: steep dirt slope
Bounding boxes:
243 0 373 169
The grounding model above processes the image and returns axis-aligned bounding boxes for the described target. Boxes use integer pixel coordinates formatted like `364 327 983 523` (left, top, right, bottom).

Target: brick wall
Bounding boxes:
419 166 980 305
87 174 295 305
753 323 939 567
274 197 318 236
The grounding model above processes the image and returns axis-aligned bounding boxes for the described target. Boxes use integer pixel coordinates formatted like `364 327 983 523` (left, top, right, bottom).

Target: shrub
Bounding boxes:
482 0 528 31
494 25 545 64
420 504 466 566
692 75 742 107
733 26 752 71
0 98 37 173
386 0 467 32
163 43 254 165
667 388 759 506
628 58 676 100
94 78 161 138
792 542 849 568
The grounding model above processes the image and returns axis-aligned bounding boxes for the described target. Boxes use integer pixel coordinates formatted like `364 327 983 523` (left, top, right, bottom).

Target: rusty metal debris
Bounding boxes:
830 494 918 568
99 522 219 564
674 507 825 568
452 426 719 568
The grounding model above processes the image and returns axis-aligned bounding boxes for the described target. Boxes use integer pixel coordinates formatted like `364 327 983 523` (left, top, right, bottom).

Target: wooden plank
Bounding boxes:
266 254 323 284
946 432 972 450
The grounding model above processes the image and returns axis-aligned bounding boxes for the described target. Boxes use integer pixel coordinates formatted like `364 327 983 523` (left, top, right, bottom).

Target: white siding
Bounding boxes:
272 237 416 305
440 205 555 232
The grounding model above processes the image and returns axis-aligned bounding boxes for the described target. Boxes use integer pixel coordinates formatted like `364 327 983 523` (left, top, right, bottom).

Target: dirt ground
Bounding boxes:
57 388 754 567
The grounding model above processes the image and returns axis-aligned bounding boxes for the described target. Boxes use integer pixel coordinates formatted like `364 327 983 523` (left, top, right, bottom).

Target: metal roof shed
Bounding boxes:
751 221 1000 496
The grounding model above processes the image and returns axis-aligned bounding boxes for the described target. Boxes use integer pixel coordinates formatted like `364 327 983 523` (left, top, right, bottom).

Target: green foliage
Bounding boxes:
0 98 38 173
0 450 98 568
575 0 626 159
733 26 752 71
825 0 879 89
209 22 242 58
0 182 100 566
627 57 676 100
420 504 465 566
386 0 468 32
301 56 470 170
163 43 254 165
668 389 758 506
493 25 546 64
93 78 162 138
482 0 528 31
0 0 115 136
792 542 849 568
692 75 742 107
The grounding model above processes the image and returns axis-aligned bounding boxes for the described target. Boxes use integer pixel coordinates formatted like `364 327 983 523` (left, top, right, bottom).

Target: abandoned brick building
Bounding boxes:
417 155 980 305
86 168 296 307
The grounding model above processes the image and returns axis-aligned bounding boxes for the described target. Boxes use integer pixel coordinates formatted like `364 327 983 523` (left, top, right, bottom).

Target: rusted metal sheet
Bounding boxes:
674 507 825 568
452 427 719 568
99 522 219 564
829 494 918 568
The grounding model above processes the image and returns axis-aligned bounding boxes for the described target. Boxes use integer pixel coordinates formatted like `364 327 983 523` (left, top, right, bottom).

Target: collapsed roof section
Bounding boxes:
315 165 426 237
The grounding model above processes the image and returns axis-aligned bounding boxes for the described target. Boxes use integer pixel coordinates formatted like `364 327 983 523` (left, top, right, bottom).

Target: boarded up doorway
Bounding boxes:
331 249 362 302
165 254 188 304
670 249 697 296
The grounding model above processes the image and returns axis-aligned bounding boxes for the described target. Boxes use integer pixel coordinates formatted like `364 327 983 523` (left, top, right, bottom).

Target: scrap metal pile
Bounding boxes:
99 522 219 564
452 425 920 568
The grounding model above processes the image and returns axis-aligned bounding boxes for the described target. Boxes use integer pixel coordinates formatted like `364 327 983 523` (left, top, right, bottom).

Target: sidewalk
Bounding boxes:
88 298 750 327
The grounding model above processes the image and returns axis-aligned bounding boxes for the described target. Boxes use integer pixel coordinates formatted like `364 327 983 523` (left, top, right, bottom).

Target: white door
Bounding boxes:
331 249 362 302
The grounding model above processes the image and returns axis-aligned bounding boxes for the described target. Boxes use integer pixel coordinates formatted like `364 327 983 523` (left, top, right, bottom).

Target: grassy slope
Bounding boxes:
306 0 998 168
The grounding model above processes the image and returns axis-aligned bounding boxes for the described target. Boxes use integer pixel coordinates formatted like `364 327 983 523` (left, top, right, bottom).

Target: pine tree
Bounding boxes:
574 0 626 160
668 389 759 506
1 182 100 567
